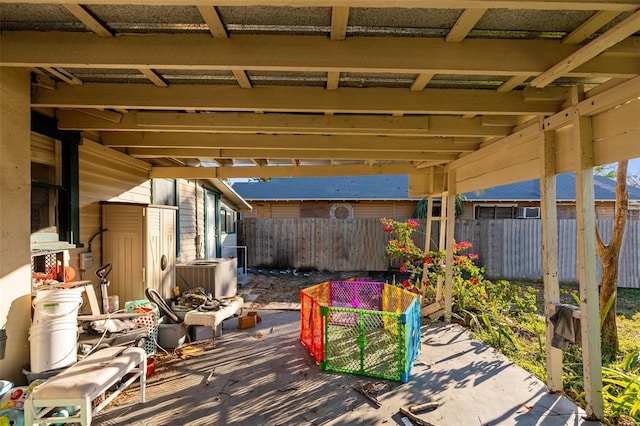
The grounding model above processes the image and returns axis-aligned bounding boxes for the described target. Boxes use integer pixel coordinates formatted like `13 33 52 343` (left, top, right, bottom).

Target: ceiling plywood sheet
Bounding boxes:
0 3 86 31
349 8 460 29
63 68 150 84
86 5 202 25
0 3 75 22
219 6 330 26
476 9 593 33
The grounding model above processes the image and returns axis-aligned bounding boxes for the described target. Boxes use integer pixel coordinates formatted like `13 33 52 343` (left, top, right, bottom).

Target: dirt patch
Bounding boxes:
240 268 387 305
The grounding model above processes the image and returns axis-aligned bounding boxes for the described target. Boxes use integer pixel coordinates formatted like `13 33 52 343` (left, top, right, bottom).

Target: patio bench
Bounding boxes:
183 296 244 347
24 346 146 426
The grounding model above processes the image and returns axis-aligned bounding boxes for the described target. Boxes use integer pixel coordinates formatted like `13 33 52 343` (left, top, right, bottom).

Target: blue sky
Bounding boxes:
629 158 640 176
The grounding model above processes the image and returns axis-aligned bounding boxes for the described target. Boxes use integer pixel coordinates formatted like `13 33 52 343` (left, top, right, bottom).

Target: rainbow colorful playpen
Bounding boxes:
300 279 421 382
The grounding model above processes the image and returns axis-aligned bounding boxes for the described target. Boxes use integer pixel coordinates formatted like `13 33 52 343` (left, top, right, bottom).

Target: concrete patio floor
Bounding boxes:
95 310 598 426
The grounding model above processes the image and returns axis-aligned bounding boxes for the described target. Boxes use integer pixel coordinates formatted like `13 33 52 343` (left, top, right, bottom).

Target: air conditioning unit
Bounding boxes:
176 258 238 299
517 207 540 219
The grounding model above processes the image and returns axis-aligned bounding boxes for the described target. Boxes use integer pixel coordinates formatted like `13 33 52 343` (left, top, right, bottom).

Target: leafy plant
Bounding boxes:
601 351 640 421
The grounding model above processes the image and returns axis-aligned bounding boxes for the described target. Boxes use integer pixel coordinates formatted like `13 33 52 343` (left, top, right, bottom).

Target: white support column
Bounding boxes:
539 119 563 392
444 169 456 322
572 103 604 419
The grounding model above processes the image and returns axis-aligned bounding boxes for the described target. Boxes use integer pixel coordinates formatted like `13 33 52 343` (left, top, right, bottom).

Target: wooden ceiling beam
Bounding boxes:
75 108 122 123
326 71 340 90
33 84 562 115
127 147 460 161
139 68 168 87
197 6 228 38
531 10 640 88
10 1 639 12
57 110 513 137
41 67 82 85
497 75 530 93
102 132 480 152
63 4 113 37
410 73 435 91
562 10 622 45
3 32 638 79
232 69 252 88
446 8 487 42
331 6 349 41
150 162 431 180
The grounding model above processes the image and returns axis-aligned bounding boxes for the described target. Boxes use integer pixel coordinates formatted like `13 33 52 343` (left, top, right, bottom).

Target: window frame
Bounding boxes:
31 111 81 247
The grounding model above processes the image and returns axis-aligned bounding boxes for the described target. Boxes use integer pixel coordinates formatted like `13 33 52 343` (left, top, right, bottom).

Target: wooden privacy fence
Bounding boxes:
238 218 640 289
455 219 640 289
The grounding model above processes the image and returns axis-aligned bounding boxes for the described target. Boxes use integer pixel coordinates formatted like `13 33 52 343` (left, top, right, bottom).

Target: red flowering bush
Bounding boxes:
381 218 500 309
381 217 538 346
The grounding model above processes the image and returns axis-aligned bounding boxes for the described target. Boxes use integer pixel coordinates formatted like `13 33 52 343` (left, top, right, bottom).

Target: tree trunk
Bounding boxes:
595 161 628 359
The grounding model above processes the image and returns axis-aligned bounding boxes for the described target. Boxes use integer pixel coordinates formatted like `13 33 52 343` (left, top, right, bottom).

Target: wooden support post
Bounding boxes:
422 195 433 285
572 96 604 419
423 196 434 252
435 193 448 302
539 118 563 392
444 169 456 322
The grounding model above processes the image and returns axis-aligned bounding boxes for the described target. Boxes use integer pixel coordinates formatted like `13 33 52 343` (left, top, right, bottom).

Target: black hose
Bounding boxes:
145 288 181 324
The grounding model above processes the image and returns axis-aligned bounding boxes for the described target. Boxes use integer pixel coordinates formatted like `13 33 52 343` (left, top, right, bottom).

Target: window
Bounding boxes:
221 208 237 234
152 179 177 206
30 112 80 247
474 205 541 219
474 205 517 219
31 133 62 234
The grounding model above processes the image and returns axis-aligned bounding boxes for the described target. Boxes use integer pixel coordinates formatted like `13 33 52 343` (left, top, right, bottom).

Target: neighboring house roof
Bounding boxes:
463 173 640 202
232 175 420 201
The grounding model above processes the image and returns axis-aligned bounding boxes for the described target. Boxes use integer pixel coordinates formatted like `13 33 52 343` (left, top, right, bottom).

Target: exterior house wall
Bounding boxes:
0 68 32 384
177 179 203 263
242 200 418 219
73 139 151 283
219 200 238 259
177 180 241 262
462 200 619 220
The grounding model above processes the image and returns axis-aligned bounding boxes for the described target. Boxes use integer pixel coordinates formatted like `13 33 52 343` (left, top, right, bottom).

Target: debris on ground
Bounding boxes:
176 345 204 359
351 381 388 408
399 407 436 426
408 401 439 413
205 368 215 386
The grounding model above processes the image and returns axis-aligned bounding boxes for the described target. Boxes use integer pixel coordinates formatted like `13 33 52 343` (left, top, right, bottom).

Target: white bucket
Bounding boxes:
29 322 78 373
32 288 83 326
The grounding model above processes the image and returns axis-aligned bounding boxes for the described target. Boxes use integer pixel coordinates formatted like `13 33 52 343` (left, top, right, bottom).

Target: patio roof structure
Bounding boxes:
1 0 640 420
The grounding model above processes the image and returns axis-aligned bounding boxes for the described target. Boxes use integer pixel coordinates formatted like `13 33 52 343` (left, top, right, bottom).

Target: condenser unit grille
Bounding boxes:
176 259 237 299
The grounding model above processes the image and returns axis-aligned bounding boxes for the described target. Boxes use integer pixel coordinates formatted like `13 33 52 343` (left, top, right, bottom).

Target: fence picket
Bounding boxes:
238 218 639 288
